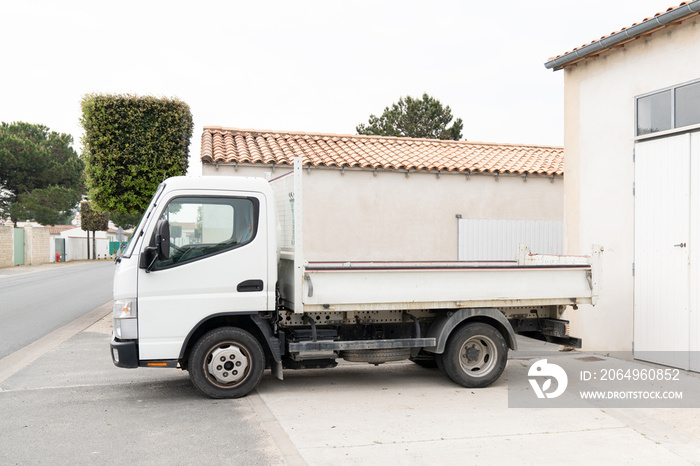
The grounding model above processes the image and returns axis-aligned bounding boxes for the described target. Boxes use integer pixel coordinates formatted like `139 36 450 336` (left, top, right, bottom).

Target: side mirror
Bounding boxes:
139 219 170 271
155 219 170 261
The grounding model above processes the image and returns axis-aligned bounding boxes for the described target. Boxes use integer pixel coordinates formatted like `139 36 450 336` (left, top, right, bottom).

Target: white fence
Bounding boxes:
458 218 563 261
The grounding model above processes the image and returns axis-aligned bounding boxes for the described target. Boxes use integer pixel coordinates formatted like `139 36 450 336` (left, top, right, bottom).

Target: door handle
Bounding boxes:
237 279 264 292
674 243 687 248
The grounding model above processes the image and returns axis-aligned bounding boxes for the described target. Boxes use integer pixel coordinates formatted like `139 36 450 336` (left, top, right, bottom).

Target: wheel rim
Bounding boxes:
458 335 497 378
204 342 250 387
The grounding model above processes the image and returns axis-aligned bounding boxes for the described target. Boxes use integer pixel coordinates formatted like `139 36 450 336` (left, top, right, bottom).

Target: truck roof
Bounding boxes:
162 175 271 194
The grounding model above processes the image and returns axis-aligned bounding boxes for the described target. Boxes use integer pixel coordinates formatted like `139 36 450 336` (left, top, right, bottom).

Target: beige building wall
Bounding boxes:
0 225 12 268
25 226 50 265
562 17 700 351
203 163 563 261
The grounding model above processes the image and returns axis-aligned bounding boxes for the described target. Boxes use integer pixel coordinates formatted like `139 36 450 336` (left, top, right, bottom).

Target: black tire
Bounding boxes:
189 327 265 399
340 348 410 363
439 322 508 388
435 352 447 374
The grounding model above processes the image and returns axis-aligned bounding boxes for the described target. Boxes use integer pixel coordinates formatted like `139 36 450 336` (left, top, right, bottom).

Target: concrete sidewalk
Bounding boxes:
1 309 699 465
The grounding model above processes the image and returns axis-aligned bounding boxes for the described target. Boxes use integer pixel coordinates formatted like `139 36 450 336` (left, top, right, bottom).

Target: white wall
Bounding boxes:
563 16 700 351
203 163 563 262
61 228 111 261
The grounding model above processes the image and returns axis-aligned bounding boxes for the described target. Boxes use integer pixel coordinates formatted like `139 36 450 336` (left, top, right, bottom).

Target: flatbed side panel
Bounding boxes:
305 261 590 270
302 267 593 309
299 298 591 313
517 244 603 305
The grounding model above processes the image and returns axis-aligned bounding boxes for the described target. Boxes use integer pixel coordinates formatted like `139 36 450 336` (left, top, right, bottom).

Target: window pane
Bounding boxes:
637 90 672 135
156 197 256 267
675 81 700 128
200 203 234 243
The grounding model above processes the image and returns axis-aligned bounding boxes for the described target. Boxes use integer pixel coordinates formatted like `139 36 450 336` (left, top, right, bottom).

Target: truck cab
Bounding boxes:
111 177 276 372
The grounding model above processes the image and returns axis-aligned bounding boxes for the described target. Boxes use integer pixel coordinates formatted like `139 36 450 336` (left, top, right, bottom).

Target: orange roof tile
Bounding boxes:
47 224 76 235
200 127 564 176
546 1 700 70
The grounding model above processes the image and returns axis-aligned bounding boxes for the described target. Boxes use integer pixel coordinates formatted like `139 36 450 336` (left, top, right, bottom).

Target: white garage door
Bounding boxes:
634 132 700 371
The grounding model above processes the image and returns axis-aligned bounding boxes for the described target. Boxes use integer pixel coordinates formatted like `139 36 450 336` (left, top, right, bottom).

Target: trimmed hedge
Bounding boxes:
80 200 108 232
81 94 193 214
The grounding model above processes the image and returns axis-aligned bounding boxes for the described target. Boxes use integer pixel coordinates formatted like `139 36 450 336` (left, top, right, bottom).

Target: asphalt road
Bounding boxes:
0 261 114 359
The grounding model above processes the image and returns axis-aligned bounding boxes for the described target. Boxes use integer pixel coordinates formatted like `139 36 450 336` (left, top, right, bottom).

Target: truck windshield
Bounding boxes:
121 183 166 258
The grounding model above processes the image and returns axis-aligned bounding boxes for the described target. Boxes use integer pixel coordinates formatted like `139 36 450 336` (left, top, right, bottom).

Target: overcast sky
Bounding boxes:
0 0 680 173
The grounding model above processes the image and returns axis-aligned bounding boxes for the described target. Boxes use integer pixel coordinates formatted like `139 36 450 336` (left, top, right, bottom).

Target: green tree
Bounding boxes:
81 93 193 216
356 94 464 140
0 122 83 225
109 210 143 229
80 200 109 259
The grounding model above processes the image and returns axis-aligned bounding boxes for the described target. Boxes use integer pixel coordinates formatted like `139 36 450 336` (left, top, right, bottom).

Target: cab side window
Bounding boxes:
155 196 258 268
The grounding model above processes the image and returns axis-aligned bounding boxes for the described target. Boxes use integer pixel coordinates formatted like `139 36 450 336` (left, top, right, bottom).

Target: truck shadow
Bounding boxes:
256 360 502 394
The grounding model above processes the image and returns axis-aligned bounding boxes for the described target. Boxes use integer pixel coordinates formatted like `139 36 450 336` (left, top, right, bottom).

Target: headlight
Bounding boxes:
113 299 137 340
113 299 137 318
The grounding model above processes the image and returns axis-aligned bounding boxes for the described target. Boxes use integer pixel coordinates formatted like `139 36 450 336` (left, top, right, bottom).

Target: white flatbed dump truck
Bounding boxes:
111 158 602 398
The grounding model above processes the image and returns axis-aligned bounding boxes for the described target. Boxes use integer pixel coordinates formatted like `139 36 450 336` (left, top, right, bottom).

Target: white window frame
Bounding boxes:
635 77 700 140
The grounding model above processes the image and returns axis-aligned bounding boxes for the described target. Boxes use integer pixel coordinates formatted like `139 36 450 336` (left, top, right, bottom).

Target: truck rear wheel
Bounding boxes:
438 322 507 388
189 327 265 399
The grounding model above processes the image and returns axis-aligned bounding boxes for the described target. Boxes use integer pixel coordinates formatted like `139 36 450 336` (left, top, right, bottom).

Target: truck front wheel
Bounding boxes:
438 322 507 388
189 327 265 399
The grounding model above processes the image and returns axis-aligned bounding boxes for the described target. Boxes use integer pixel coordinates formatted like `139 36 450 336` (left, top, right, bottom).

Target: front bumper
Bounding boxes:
111 338 139 368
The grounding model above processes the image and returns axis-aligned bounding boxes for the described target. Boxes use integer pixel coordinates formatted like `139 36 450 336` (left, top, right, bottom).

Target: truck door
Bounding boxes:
137 192 268 360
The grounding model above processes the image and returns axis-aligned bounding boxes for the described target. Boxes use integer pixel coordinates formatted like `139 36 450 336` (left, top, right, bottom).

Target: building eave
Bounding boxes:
545 1 700 71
